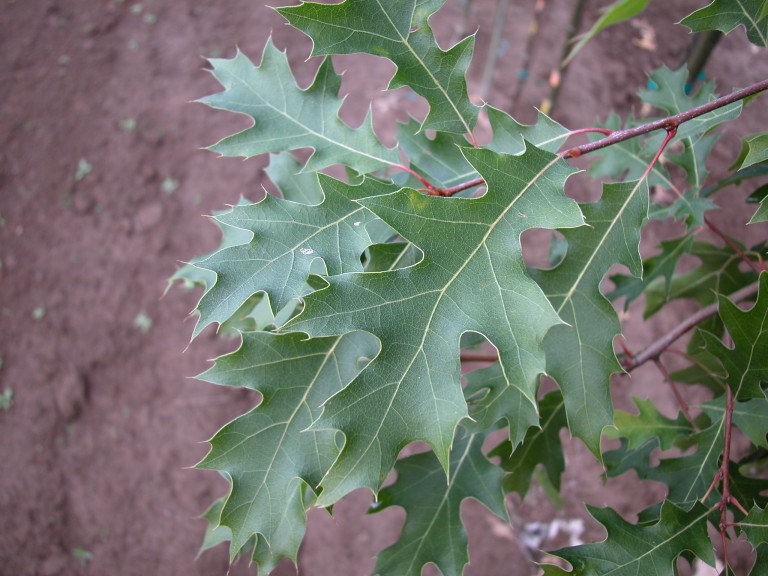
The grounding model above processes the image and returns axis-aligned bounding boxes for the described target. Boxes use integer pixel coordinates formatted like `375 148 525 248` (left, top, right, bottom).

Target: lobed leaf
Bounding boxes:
265 152 324 205
681 0 768 47
701 271 768 400
607 397 693 451
733 132 768 171
703 392 768 449
277 0 478 134
645 420 724 509
543 501 715 576
370 429 507 576
199 40 399 173
192 176 397 337
288 144 584 505
489 391 567 498
643 241 756 320
531 180 648 456
608 234 696 309
196 331 378 566
742 505 768 552
463 362 540 448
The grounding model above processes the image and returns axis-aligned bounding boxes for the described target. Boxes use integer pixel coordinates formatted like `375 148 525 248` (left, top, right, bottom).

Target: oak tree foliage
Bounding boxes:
175 1 768 573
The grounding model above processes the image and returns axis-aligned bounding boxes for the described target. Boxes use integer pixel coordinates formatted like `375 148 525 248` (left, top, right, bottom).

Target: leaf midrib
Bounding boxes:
320 155 562 496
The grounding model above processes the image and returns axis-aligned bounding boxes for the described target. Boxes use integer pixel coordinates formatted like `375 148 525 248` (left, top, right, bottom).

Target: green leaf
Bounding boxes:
199 41 399 173
463 362 539 448
608 234 696 309
490 391 568 498
370 429 507 576
397 117 476 189
640 67 741 226
542 501 715 576
749 544 768 576
645 420 724 509
643 241 755 319
668 330 728 392
277 0 478 134
604 437 658 478
750 197 768 223
170 201 254 292
193 176 397 337
701 271 768 400
701 162 768 197
198 497 237 557
607 397 693 451
565 0 654 65
742 505 768 551
748 183 768 223
604 398 692 480
288 144 584 505
605 415 725 510
734 133 768 170
705 394 768 448
265 152 324 205
587 113 674 191
531 180 648 455
485 106 570 155
197 331 378 565
592 68 740 227
728 462 768 522
681 0 768 47
364 242 422 272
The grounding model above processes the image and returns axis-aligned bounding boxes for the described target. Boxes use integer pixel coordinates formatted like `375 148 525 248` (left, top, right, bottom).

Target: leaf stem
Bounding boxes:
705 216 764 275
717 386 741 570
392 163 437 192
460 352 499 363
622 280 760 371
640 124 677 182
427 128 612 197
560 77 768 159
652 359 695 428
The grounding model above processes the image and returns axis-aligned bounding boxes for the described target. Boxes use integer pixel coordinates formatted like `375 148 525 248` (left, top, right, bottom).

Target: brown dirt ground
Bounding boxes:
1 1 766 575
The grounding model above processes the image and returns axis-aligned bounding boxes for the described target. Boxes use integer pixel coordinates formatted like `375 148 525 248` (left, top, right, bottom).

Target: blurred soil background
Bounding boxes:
1 1 767 574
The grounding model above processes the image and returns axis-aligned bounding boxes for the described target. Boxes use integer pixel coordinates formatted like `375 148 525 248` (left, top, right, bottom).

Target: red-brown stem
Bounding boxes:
432 176 484 197
653 359 695 428
431 128 613 197
561 77 768 159
567 127 614 138
719 386 735 570
642 124 677 180
460 352 499 363
617 337 634 359
416 78 768 196
705 216 763 275
393 163 436 192
622 280 760 371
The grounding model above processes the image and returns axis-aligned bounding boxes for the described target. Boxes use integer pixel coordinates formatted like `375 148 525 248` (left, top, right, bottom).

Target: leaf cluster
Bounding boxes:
174 1 768 574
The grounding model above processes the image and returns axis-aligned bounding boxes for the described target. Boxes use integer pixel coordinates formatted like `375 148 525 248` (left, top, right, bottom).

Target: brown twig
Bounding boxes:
431 78 767 196
426 128 611 197
561 78 768 159
622 281 760 371
460 352 499 364
714 387 749 570
653 358 696 428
